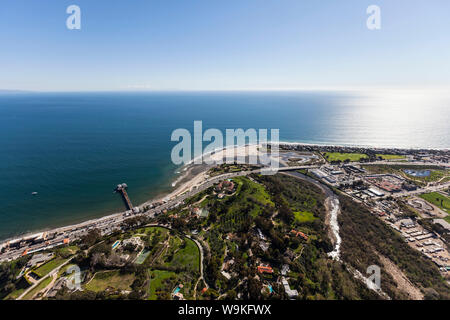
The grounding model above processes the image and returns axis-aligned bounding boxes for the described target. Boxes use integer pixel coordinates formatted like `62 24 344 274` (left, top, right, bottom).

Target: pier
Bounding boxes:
114 183 133 210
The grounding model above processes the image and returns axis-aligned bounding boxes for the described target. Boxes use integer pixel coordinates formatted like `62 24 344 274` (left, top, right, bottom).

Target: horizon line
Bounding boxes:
2 85 450 94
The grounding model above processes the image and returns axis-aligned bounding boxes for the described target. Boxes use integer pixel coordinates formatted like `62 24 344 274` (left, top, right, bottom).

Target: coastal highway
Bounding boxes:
1 160 448 263
0 165 317 262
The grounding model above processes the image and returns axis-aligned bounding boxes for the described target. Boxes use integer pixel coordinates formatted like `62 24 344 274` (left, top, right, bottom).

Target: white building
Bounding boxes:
282 277 298 299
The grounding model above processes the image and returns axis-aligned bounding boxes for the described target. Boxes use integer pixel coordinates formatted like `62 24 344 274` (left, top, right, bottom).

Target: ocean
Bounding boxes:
0 90 449 240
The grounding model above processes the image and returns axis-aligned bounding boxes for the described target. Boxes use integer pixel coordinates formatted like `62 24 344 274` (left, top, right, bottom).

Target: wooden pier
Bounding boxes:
114 183 133 210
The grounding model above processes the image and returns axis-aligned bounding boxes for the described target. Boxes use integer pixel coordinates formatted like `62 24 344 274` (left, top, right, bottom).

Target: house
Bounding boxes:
433 219 450 231
257 265 273 274
27 252 54 267
259 242 269 252
400 218 415 228
282 277 298 299
290 230 308 241
281 264 290 276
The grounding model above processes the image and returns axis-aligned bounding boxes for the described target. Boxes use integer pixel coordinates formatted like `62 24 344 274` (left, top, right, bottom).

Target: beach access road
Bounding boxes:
17 257 74 300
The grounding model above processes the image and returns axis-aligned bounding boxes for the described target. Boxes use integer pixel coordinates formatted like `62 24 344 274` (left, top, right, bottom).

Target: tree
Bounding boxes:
225 289 237 300
80 229 101 248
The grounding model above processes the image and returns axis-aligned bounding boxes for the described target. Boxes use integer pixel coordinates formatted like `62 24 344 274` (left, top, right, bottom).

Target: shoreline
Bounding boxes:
278 140 450 152
1 142 448 245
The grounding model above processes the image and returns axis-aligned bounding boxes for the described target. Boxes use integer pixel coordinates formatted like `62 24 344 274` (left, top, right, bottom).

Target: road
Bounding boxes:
6 159 447 299
143 223 207 297
1 160 447 262
17 257 73 300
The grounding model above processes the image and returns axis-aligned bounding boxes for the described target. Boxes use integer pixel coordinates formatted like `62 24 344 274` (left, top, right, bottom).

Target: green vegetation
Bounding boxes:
147 270 177 300
6 165 449 301
253 174 376 300
339 193 450 299
85 270 135 292
135 249 151 265
293 211 317 223
203 176 275 234
4 288 25 300
323 152 368 162
0 256 30 299
208 164 257 177
409 170 447 183
22 276 52 300
164 238 199 273
364 164 449 185
33 257 67 278
420 192 450 214
195 173 378 299
376 154 406 160
56 245 79 258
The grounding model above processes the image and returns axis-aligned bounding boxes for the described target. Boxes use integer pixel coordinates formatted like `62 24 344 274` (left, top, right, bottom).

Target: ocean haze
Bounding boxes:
0 90 449 240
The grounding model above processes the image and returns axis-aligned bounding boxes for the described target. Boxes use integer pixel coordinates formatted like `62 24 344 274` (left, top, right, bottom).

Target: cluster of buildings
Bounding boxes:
366 175 404 193
215 179 236 199
369 199 450 273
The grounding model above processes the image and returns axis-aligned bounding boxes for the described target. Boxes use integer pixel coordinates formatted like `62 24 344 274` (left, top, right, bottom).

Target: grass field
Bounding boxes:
147 270 177 300
227 177 274 218
85 270 135 292
22 276 52 300
235 176 273 206
132 226 169 237
56 245 79 256
164 238 200 273
33 257 67 278
57 263 77 277
293 211 317 223
419 192 450 214
323 152 368 162
376 154 406 160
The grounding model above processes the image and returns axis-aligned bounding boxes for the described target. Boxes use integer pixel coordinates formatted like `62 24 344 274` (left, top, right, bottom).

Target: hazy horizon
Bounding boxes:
1 0 449 91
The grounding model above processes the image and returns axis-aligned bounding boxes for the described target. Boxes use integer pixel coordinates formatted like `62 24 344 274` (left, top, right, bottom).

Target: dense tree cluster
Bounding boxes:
338 193 450 299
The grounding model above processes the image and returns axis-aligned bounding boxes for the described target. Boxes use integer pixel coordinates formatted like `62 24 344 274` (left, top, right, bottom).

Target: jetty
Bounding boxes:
114 183 133 210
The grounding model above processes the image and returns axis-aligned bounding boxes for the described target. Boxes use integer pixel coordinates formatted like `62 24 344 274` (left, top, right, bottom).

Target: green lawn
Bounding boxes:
293 211 317 223
85 270 135 292
234 176 273 206
444 215 450 224
376 154 406 160
22 277 52 300
32 257 67 278
56 245 79 256
323 152 368 162
419 192 450 214
57 263 77 277
227 177 274 219
165 238 200 273
132 226 169 237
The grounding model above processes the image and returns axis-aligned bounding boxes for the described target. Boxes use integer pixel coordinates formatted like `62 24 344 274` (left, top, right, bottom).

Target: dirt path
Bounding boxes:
377 253 424 300
37 273 58 300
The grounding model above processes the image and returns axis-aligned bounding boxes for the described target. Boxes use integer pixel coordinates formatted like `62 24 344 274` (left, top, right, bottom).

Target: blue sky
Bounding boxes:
0 0 449 91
